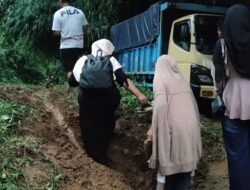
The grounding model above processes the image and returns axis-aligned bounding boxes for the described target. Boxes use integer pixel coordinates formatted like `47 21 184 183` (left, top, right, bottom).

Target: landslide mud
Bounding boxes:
0 86 229 190
0 87 132 190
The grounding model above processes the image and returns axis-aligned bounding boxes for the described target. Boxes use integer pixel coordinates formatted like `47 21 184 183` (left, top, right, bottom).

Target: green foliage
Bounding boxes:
200 117 225 161
0 100 29 139
0 0 121 51
119 85 153 115
79 0 121 47
0 0 121 84
0 0 64 84
0 99 61 190
0 100 32 189
0 41 64 84
0 0 120 51
0 0 58 52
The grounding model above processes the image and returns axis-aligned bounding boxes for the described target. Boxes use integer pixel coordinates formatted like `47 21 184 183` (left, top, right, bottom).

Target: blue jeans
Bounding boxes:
164 172 191 190
223 117 250 190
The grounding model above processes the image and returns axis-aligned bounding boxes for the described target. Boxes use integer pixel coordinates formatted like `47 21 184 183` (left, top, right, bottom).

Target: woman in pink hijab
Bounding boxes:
148 55 202 190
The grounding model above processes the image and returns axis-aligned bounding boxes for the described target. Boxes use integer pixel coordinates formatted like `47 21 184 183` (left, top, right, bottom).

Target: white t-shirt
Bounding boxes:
52 6 88 49
73 55 122 82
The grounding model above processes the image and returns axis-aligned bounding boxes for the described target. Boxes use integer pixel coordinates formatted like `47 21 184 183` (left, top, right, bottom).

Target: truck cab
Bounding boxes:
169 14 222 107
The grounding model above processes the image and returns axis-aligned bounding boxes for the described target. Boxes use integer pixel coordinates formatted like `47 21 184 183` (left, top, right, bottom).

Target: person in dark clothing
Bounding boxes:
212 5 250 190
218 4 250 78
68 39 148 166
211 17 224 95
216 17 224 39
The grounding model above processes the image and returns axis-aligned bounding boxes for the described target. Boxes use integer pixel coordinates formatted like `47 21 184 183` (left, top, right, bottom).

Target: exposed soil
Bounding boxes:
109 114 155 190
0 86 229 190
0 86 132 190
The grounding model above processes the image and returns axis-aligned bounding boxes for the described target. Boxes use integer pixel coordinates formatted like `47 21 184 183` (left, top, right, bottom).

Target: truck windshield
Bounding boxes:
195 15 222 55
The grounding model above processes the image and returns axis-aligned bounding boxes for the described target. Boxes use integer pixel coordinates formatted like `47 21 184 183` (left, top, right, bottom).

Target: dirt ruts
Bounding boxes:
0 86 229 190
0 86 133 190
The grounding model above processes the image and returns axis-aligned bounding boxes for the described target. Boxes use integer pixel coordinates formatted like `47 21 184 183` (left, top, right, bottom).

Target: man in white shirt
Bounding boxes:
52 0 88 78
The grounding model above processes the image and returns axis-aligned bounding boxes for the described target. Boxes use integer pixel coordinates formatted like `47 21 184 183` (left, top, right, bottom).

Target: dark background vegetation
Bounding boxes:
0 0 248 84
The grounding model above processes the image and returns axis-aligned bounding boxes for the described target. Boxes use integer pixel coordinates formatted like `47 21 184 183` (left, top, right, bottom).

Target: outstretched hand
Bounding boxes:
123 79 149 104
67 72 72 79
138 93 148 104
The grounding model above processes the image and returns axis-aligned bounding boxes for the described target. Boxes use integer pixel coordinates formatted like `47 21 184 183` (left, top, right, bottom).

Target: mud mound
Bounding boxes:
109 115 155 190
0 86 229 190
0 86 132 190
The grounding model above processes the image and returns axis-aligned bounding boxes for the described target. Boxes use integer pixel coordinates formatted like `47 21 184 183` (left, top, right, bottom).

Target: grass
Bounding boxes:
200 116 225 162
54 84 79 108
0 99 62 190
119 85 153 115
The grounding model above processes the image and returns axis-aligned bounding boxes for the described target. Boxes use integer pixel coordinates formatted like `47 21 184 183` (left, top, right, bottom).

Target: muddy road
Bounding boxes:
0 86 229 190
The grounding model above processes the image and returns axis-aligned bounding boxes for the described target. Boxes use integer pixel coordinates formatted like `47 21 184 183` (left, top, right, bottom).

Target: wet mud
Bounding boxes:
0 86 229 190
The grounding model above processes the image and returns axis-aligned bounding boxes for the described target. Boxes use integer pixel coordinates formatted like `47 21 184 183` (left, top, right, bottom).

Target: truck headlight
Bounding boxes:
191 64 213 85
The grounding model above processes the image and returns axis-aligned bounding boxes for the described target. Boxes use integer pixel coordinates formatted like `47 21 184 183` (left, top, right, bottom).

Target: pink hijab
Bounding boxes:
153 55 191 96
149 55 202 176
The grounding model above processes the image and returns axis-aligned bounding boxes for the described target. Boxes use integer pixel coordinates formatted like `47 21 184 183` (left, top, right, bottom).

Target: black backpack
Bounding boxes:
79 50 113 90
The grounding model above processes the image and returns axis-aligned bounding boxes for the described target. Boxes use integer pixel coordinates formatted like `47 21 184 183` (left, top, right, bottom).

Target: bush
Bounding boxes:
0 0 120 84
0 40 63 84
119 85 153 115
